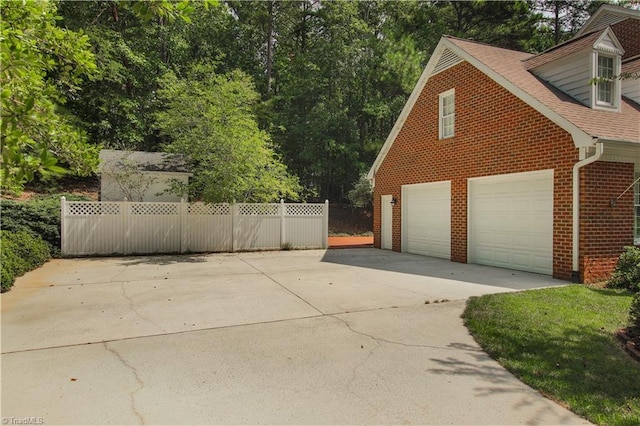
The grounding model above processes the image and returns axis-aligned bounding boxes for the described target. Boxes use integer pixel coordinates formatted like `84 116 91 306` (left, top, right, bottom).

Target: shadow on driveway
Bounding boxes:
320 247 568 290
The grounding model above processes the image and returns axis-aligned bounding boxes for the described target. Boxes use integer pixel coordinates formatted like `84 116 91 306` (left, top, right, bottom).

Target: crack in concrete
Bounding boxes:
329 314 482 352
120 282 165 332
104 342 145 425
237 256 325 315
109 265 129 283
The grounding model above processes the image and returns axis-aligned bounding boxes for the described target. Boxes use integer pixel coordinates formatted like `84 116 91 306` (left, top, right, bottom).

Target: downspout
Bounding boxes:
572 141 604 282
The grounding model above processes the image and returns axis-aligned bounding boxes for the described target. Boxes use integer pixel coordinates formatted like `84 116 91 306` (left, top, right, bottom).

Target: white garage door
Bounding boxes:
402 181 451 259
468 170 553 275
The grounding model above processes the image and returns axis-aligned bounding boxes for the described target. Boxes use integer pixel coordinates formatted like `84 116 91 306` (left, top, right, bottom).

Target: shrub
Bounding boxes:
628 292 640 337
1 230 51 292
0 194 88 255
607 246 640 292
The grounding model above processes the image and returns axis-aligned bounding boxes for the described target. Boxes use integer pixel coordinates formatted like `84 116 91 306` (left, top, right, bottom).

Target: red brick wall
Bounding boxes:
580 161 635 283
373 61 583 280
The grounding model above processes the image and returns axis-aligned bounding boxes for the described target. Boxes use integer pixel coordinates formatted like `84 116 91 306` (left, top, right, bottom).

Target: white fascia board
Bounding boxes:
442 41 594 148
367 40 451 184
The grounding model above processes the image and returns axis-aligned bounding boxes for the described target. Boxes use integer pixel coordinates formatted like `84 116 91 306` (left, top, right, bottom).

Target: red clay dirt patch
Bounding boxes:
328 236 373 249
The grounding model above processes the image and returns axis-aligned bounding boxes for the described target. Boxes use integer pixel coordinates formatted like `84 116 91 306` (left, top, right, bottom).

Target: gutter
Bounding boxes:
572 141 604 282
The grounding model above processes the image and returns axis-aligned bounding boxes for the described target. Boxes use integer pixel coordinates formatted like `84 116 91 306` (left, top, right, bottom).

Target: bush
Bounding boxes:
0 194 88 255
1 230 51 292
607 246 640 292
629 292 640 337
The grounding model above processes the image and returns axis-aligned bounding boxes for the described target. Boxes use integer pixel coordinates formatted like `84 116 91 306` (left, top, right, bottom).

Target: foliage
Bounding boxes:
49 0 630 203
156 64 301 203
1 230 51 292
629 292 640 337
0 194 89 255
607 246 640 292
463 286 640 425
99 152 160 202
347 175 373 209
0 0 100 193
58 0 218 153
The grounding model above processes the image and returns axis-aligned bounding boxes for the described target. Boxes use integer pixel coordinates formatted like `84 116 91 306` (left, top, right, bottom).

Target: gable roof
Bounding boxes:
575 4 640 37
523 27 623 70
99 149 191 174
368 36 640 181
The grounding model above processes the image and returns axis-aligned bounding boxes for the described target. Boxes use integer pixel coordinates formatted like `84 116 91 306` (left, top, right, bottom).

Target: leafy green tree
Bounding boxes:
155 64 301 203
348 174 373 209
57 0 215 152
1 0 99 193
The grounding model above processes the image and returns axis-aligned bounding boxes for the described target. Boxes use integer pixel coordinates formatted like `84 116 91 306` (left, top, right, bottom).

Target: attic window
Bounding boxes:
439 89 455 139
596 55 614 105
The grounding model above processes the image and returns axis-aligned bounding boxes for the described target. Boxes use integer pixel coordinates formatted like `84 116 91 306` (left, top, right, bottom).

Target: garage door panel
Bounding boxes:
403 182 451 260
469 171 553 275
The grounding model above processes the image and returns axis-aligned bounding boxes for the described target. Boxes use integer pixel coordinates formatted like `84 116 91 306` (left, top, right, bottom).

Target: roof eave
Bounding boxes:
368 37 596 183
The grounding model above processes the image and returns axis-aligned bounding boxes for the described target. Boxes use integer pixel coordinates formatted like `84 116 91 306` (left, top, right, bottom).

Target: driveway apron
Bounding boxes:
1 249 590 425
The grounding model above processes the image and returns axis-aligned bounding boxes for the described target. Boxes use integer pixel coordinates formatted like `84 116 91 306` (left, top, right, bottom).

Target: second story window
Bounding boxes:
597 55 614 105
439 89 455 139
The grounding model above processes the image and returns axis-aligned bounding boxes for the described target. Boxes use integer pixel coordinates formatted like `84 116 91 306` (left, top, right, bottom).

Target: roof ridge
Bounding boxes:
442 35 529 55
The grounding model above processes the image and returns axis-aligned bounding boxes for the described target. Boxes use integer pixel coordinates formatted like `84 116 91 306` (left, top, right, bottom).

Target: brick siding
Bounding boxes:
372 61 635 282
580 161 635 283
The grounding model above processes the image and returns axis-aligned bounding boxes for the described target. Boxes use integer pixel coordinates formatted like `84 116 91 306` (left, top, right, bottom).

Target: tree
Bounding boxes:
57 0 215 152
1 0 99 193
347 174 373 209
155 63 301 203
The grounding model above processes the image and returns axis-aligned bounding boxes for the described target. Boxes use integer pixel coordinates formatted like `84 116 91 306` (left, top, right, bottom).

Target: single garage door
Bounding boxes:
402 181 451 259
468 170 553 275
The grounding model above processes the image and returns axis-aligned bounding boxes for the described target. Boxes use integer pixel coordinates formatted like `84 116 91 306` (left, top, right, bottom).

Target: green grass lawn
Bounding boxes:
463 285 640 426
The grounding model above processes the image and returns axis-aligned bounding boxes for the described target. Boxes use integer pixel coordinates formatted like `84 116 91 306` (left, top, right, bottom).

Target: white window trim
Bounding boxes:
439 88 455 139
591 50 620 112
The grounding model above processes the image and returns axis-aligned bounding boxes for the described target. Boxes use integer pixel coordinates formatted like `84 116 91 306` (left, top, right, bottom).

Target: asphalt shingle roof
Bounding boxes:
523 31 603 70
445 36 640 144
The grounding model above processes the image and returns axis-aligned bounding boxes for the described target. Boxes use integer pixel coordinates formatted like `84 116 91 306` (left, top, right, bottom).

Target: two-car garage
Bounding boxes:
400 170 553 275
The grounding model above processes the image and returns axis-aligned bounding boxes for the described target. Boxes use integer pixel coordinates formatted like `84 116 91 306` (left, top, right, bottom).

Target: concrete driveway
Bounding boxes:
1 248 589 425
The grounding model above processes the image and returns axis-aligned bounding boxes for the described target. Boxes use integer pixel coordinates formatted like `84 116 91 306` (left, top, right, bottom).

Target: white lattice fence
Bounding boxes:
61 198 328 256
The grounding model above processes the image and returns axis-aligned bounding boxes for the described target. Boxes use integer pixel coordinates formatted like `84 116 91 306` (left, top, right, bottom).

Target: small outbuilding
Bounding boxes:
99 149 192 202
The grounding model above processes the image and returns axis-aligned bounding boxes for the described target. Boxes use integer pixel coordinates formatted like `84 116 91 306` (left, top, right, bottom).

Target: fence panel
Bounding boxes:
185 203 233 252
284 204 327 248
62 202 126 255
61 198 328 256
127 202 181 254
233 203 281 251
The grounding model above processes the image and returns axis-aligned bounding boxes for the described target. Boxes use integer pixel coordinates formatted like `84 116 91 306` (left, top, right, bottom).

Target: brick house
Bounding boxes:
367 5 640 283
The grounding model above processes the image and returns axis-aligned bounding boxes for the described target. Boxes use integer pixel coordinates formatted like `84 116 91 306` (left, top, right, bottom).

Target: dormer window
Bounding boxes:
596 54 614 104
591 28 624 112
